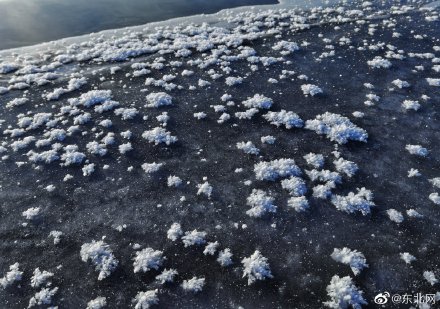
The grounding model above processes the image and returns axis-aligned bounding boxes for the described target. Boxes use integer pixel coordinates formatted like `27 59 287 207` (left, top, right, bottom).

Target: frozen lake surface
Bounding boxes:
0 0 440 308
0 0 277 50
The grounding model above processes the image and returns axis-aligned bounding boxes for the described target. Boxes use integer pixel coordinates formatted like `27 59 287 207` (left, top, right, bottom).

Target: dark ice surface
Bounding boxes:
0 1 440 308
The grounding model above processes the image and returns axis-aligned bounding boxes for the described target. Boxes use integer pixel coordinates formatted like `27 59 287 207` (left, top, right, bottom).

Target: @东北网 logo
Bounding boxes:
374 292 390 304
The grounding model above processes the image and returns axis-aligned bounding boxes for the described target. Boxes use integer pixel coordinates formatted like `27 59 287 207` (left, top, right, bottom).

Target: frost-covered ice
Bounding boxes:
0 0 439 307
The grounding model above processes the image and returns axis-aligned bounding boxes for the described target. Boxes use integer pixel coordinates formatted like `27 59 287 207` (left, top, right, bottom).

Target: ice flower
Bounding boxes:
241 250 273 285
331 248 368 275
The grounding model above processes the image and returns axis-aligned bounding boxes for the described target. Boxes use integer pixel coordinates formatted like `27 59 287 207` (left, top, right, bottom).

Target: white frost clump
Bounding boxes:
324 275 367 309
217 248 233 267
182 230 207 247
167 223 183 241
141 162 163 174
237 141 260 155
400 252 416 264
235 108 259 120
80 240 119 280
402 100 420 111
313 182 335 199
133 289 159 309
305 112 368 144
156 269 178 284
405 144 428 157
246 189 277 218
142 127 177 145
133 248 164 273
331 248 368 275
407 168 421 177
333 158 358 178
287 196 309 212
28 287 58 308
429 193 440 205
429 178 440 189
367 56 392 68
423 271 438 286
261 135 276 144
30 268 54 288
407 209 423 218
254 158 301 181
263 110 304 129
86 296 107 309
193 112 207 120
146 92 172 108
181 277 205 293
61 146 86 166
203 241 219 256
242 94 273 109
167 175 182 187
78 90 112 107
272 40 299 53
197 181 213 198
426 78 440 86
6 97 29 108
114 108 138 120
281 177 307 196
0 263 23 288
82 163 95 176
86 142 107 156
119 142 133 154
22 207 41 220
225 76 243 86
49 231 63 245
241 250 273 285
301 84 323 96
303 153 324 169
331 188 375 215
387 209 404 223
392 79 410 88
